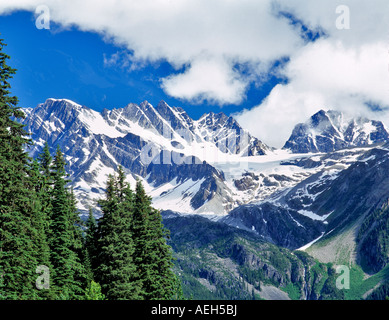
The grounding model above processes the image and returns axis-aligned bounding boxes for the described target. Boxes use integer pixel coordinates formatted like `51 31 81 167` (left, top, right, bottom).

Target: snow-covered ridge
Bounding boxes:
19 99 389 223
20 98 270 217
284 109 389 154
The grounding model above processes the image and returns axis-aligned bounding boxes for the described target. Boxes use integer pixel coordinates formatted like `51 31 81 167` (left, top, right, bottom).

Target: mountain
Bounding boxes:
20 100 389 299
162 211 345 300
20 98 271 217
223 144 389 249
283 109 389 154
172 143 389 299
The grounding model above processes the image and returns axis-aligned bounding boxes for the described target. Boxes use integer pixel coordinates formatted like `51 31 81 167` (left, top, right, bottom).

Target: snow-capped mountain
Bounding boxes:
20 99 389 258
20 98 271 217
283 109 389 153
221 145 388 249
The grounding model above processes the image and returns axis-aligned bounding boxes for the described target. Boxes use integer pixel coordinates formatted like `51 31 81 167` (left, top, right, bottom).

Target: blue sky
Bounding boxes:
1 1 388 147
0 10 284 120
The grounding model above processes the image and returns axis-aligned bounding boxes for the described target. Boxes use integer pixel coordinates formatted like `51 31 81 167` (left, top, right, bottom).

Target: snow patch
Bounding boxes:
298 210 334 222
297 232 326 251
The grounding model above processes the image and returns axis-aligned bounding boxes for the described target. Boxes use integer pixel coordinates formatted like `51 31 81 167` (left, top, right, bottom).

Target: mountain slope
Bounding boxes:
284 110 389 154
20 98 271 217
20 100 389 299
163 212 344 300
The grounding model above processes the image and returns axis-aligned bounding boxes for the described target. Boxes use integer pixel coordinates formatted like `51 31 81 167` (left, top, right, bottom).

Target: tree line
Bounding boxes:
0 36 182 300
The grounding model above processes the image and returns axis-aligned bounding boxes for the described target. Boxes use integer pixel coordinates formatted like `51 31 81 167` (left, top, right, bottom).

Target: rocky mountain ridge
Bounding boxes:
20 99 389 299
20 98 270 217
283 109 389 154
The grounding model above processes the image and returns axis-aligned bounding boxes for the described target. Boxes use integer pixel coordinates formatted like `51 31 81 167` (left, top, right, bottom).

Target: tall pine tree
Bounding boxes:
49 146 86 299
27 159 54 299
84 207 98 282
132 179 178 300
0 36 49 300
95 167 142 300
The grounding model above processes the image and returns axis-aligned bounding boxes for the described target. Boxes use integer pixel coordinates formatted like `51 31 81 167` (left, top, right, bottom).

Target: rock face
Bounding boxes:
162 212 344 300
196 111 270 156
221 202 325 250
20 98 270 216
284 110 389 154
222 145 389 254
20 99 389 299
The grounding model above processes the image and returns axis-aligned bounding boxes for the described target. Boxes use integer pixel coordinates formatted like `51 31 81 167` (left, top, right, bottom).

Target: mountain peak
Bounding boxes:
284 109 389 153
155 100 172 113
44 98 82 108
157 100 169 107
139 100 153 109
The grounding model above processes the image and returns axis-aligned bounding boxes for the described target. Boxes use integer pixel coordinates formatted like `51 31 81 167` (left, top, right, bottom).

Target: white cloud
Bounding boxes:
236 39 389 148
161 56 249 105
0 0 304 105
274 0 389 47
286 40 389 104
235 0 389 147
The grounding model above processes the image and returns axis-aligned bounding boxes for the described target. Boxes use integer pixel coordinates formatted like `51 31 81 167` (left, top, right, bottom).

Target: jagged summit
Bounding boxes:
283 109 389 153
19 98 389 282
20 98 271 216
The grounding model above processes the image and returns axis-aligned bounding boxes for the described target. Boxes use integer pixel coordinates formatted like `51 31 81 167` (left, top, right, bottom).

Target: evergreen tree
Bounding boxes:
35 143 54 245
84 280 105 300
49 146 86 299
95 168 142 300
27 159 54 299
67 187 89 292
38 142 53 179
84 207 98 282
0 36 47 300
132 179 178 300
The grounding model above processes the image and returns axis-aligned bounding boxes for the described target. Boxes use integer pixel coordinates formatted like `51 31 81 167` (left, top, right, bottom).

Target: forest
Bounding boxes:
0 36 182 300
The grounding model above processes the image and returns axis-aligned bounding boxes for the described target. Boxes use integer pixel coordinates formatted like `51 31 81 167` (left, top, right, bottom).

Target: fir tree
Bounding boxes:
95 167 142 300
35 143 54 243
68 187 89 293
38 142 52 180
84 280 105 300
84 207 98 282
49 146 86 299
0 36 47 300
132 179 178 300
27 159 54 299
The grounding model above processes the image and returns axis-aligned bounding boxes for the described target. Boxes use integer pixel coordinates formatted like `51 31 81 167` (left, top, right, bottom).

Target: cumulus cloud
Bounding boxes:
236 39 389 148
161 56 250 105
0 0 304 105
235 0 389 147
274 0 389 46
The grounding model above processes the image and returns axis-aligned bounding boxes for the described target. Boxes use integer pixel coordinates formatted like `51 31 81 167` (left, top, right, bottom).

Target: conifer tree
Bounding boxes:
36 143 54 243
84 280 105 300
95 167 142 300
49 146 86 299
0 36 46 300
38 142 53 179
132 179 178 300
68 187 89 293
84 207 98 281
85 208 98 262
27 159 54 299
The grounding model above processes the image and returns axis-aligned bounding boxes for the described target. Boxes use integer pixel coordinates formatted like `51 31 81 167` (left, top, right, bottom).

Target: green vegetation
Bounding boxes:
357 202 389 273
283 283 301 300
342 264 389 300
0 37 181 300
2 32 389 301
163 215 352 300
0 36 45 300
